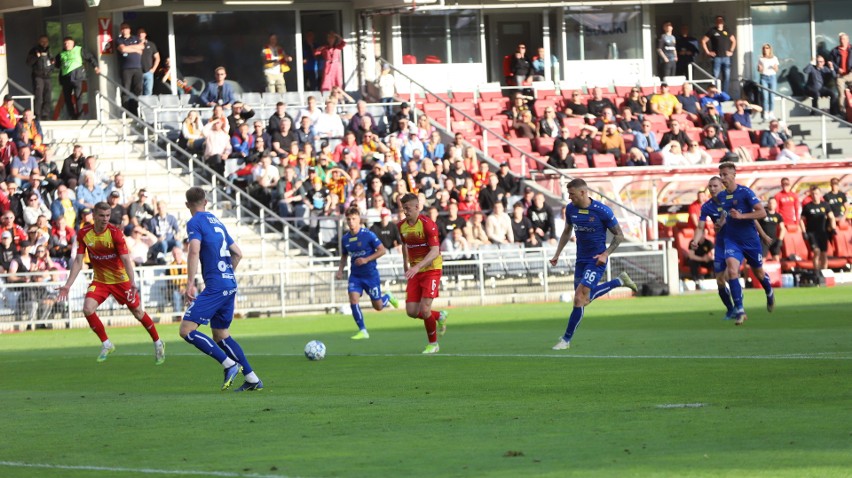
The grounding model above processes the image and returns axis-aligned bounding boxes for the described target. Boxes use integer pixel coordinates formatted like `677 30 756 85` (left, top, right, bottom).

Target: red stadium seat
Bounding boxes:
780 224 815 272
451 120 475 135
649 151 664 166
451 102 476 122
706 148 728 163
533 100 557 118
726 130 752 150
478 90 503 102
614 86 634 97
402 55 417 64
452 91 475 103
478 101 502 120
591 153 618 168
536 136 555 155
572 154 589 168
507 138 533 158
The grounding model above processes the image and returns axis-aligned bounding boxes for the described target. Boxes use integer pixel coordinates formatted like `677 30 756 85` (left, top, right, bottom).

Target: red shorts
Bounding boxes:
86 281 140 309
406 269 442 303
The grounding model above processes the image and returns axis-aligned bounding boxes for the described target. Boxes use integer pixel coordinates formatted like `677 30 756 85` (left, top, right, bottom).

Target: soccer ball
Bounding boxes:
304 340 326 361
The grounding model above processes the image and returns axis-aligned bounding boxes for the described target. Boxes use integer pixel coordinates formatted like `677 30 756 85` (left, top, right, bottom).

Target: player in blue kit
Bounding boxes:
549 179 637 350
690 176 737 320
716 162 775 325
336 206 398 339
178 187 263 391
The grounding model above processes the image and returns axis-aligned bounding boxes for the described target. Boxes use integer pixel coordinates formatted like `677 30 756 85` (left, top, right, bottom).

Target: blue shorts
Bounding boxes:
183 287 237 330
724 240 763 269
574 260 607 290
713 240 726 274
348 274 383 301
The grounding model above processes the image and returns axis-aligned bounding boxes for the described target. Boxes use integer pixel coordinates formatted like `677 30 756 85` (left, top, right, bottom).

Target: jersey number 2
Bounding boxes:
213 227 231 257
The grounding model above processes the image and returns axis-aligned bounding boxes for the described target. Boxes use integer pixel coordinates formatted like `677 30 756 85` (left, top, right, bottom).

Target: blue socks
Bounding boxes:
590 279 621 301
381 294 390 308
728 278 744 310
351 303 366 331
218 336 253 375
718 284 734 313
184 330 228 364
563 306 585 341
760 275 773 296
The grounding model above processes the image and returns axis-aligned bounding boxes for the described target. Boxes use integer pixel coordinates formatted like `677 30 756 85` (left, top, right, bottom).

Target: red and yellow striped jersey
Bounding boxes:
76 224 130 284
398 215 442 272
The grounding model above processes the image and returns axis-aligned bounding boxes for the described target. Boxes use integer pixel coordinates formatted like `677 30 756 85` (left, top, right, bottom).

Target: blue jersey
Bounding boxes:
699 198 727 243
565 199 618 261
186 211 237 291
341 227 383 278
716 185 761 246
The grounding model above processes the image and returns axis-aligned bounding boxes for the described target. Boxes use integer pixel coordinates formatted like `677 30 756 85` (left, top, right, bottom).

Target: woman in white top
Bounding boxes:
757 44 780 119
661 141 690 166
180 110 205 153
683 139 713 165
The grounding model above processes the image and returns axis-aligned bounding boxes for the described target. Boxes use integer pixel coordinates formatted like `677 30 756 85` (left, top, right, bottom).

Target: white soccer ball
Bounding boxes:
304 340 326 361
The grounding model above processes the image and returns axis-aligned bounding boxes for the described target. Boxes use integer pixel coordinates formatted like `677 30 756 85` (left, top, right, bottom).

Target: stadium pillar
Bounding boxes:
0 13 7 99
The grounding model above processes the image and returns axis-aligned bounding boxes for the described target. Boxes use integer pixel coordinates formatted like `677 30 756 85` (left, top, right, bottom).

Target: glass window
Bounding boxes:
401 11 481 64
752 4 811 96
174 12 297 93
564 6 643 61
814 0 852 57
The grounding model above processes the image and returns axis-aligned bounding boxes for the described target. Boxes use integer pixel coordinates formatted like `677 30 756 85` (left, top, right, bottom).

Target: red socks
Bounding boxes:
85 313 108 342
138 313 160 341
421 310 440 344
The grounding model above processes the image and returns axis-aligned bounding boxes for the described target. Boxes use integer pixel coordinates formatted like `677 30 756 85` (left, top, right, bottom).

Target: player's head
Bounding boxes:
830 177 840 191
780 177 791 191
707 176 724 196
767 197 778 211
344 206 362 232
93 202 111 231
185 187 207 211
810 185 823 202
718 162 737 189
565 178 590 207
400 193 420 221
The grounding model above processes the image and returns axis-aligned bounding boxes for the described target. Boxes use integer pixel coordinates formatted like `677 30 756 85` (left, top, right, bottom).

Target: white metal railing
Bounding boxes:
0 242 671 332
687 63 720 94
0 78 35 115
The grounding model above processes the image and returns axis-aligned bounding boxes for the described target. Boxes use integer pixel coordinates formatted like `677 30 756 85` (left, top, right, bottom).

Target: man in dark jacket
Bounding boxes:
26 35 54 119
803 55 839 115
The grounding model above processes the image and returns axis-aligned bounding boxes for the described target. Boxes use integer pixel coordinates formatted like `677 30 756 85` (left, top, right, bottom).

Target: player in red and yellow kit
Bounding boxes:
398 193 448 354
57 202 165 364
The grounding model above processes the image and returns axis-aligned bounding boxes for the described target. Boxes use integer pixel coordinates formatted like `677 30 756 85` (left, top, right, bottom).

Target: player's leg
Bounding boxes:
724 248 747 324
180 293 241 390
368 276 396 311
405 273 424 319
122 284 165 364
554 264 590 350
745 248 775 313
349 290 370 340
82 288 114 362
211 295 262 391
714 249 735 319
586 263 629 302
420 269 447 338
418 297 440 354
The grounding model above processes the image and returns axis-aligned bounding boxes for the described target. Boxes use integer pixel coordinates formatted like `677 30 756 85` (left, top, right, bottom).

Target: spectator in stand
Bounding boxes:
623 88 646 116
349 100 377 137
125 226 156 266
478 174 507 213
202 120 232 176
571 125 597 156
701 15 736 94
206 104 230 134
677 82 702 124
730 99 762 140
660 119 689 149
10 144 39 188
58 144 83 187
270 117 297 158
251 120 271 149
757 44 780 120
527 193 557 244
115 23 144 109
107 190 128 227
700 84 731 113
441 227 472 260
137 28 160 96
676 25 700 76
774 177 800 226
316 31 346 92
661 142 690 166
415 115 434 142
180 110 205 153
471 162 491 193
296 95 322 126
447 159 472 189
800 186 837 271
587 87 617 118
1 209 27 245
485 202 513 244
760 119 791 148
514 110 537 139
592 107 618 130
683 139 713 165
564 91 589 118
436 200 466 242
26 36 54 119
146 200 180 257
633 120 660 160
78 155 110 189
758 197 785 259
277 165 306 225
510 44 532 86
6 180 25 224
599 124 626 159
314 99 345 145
618 107 642 134
126 189 154 234
390 102 413 134
649 83 681 118
0 230 18 271
334 131 362 166
701 124 727 151
504 93 532 123
249 154 281 206
424 131 445 161
302 31 321 91
0 96 20 137
55 37 99 120
531 47 555 81
775 139 812 162
262 34 292 93
0 132 18 176
377 64 396 120
370 209 402 252
538 106 560 138
365 194 390 226
15 109 48 158
49 184 79 226
625 147 649 167
700 104 725 130
829 33 852 117
803 55 839 116
511 201 538 247
268 102 295 138
496 162 520 196
657 22 678 79
457 187 481 221
227 101 255 132
824 177 847 220
401 130 425 164
22 191 50 227
49 215 75 264
294 116 316 151
75 171 106 210
199 67 235 108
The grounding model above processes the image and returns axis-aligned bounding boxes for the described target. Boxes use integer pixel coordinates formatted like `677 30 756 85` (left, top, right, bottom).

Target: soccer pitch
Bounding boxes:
1 287 850 478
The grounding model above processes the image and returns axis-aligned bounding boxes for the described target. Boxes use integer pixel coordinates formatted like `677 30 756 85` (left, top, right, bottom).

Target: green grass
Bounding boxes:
1 287 851 478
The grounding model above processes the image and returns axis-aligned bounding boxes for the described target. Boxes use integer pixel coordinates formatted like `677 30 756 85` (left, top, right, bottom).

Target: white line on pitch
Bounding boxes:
114 352 852 360
0 461 300 478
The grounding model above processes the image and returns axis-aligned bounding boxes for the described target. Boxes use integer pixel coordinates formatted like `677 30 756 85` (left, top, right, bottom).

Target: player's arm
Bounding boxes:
57 249 85 301
827 210 837 232
549 222 574 266
406 245 440 279
595 224 626 266
690 220 707 249
731 202 767 220
336 249 348 280
360 244 387 265
185 238 201 302
229 242 243 271
400 244 409 273
119 253 139 296
754 219 772 244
